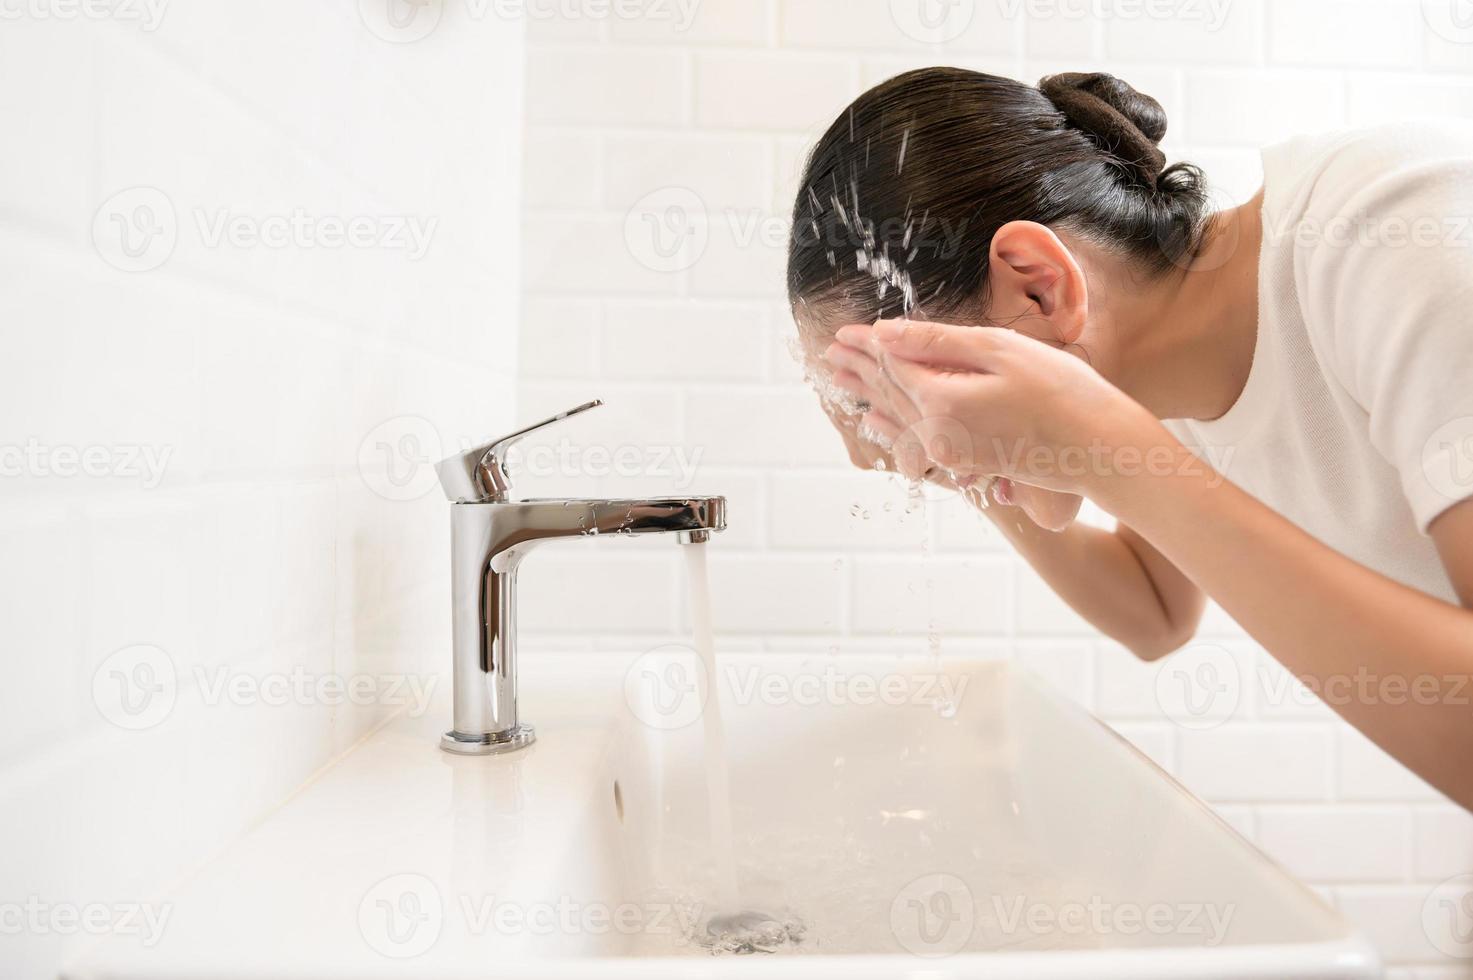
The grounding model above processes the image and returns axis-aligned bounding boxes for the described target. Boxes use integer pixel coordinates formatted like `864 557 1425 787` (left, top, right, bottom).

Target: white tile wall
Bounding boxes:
513 0 1473 972
0 6 523 978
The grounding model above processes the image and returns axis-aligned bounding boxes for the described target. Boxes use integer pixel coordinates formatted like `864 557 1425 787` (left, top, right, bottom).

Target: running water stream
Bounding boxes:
682 540 805 953
682 540 738 911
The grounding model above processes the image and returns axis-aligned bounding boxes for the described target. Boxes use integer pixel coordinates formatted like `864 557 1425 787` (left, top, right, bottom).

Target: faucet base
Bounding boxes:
440 725 536 756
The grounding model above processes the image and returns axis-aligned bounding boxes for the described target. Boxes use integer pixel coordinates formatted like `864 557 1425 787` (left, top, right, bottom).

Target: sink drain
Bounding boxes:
701 909 806 955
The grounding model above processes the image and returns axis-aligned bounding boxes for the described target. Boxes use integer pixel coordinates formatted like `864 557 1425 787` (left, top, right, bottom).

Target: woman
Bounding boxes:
789 68 1473 810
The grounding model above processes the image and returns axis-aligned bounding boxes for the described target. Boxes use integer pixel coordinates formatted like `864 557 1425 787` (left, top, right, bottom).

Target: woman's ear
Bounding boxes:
985 221 1089 346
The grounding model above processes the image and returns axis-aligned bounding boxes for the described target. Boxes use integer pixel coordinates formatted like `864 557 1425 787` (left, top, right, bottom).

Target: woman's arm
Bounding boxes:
829 318 1473 810
979 499 1206 659
1093 425 1473 810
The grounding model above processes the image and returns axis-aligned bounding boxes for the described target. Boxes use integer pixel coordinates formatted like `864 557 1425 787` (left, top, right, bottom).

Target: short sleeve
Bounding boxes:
1298 135 1473 531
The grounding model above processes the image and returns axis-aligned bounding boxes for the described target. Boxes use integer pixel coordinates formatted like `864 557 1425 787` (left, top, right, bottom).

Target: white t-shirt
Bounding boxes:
1166 122 1473 605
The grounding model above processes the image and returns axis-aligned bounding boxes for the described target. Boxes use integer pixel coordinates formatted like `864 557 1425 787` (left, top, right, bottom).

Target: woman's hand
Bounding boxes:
823 318 1161 500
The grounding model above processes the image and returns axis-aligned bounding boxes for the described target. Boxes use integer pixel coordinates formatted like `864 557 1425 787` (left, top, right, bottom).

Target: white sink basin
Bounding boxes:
65 656 1380 980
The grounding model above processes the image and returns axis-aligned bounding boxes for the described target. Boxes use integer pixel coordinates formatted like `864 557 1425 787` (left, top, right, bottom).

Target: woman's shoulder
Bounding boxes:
1262 120 1473 229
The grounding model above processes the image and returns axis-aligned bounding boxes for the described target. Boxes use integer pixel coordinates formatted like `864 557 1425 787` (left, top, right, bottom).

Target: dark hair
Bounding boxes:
787 67 1210 333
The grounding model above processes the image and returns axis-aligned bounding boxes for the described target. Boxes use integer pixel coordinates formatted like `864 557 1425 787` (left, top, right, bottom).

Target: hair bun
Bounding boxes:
1039 72 1168 189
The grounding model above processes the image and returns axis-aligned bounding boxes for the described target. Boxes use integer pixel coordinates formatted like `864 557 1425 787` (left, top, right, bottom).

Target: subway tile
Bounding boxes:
782 0 1019 52
1175 726 1333 801
1268 0 1424 69
707 556 845 633
519 298 602 379
1015 562 1096 635
605 133 772 213
1257 806 1413 882
685 386 846 468
527 48 687 126
1338 726 1445 802
525 130 605 209
1335 885 1449 964
769 469 934 549
1348 74 1473 126
610 0 770 44
523 215 686 295
1414 806 1473 881
1184 70 1347 144
1103 0 1265 64
850 556 1011 635
694 52 855 132
602 302 770 381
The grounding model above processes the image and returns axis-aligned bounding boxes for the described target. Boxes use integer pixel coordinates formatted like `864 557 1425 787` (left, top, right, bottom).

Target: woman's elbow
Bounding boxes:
1125 622 1198 662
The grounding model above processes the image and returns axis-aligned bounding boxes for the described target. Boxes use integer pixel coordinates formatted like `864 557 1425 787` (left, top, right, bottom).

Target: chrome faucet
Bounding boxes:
434 400 726 755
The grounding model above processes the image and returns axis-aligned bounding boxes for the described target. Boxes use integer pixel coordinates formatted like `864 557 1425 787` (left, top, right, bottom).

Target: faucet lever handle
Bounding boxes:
436 400 603 502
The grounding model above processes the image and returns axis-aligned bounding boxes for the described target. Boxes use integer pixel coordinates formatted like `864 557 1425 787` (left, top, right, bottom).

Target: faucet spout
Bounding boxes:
441 494 726 755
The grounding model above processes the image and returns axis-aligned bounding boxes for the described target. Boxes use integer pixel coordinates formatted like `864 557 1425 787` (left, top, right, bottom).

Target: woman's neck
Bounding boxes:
1109 192 1264 422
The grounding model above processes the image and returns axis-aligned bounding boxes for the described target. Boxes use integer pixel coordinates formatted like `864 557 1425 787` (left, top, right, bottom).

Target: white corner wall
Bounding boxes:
0 5 523 977
513 2 1473 976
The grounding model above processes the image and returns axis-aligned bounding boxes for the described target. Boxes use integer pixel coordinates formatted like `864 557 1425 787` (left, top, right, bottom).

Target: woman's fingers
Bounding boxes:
824 341 921 425
872 318 1007 372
